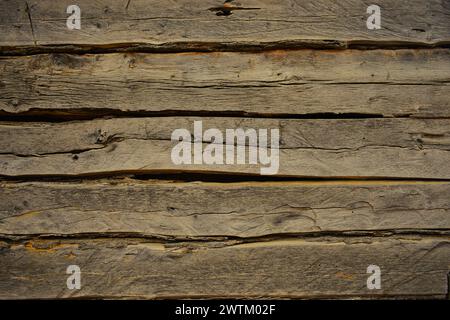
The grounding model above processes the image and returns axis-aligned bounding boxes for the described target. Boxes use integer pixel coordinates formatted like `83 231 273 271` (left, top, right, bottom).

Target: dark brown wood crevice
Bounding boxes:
0 109 388 122
1 40 450 57
1 230 450 244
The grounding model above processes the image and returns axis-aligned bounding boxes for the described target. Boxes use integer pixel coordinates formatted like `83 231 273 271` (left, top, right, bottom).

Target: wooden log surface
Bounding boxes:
1 117 450 178
0 237 449 299
1 49 450 116
1 0 449 48
1 180 450 238
1 0 449 301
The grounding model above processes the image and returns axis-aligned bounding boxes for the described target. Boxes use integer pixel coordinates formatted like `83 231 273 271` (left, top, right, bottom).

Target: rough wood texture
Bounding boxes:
0 237 448 299
1 0 449 48
1 181 450 238
1 49 450 116
1 117 450 178
1 0 449 301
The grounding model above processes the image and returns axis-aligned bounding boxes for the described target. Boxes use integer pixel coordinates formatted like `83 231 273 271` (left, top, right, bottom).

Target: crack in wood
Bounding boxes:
24 2 36 46
1 40 450 56
209 7 261 16
0 109 390 122
1 231 450 246
2 172 450 183
125 0 132 11
208 0 261 16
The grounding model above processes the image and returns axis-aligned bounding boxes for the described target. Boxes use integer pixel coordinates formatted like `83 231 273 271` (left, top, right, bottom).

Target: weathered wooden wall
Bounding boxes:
0 0 449 299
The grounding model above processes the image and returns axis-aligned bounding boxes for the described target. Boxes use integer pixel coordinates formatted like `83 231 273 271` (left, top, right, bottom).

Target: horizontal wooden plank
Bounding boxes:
1 0 449 48
1 181 450 238
0 237 448 299
1 49 449 116
1 117 450 178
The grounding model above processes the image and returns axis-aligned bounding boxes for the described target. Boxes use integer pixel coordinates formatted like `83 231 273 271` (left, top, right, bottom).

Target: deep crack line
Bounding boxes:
1 229 450 244
2 40 449 57
125 0 132 11
25 2 37 46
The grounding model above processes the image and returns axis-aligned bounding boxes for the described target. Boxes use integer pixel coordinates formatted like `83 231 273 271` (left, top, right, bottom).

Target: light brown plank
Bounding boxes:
1 50 450 116
1 117 450 178
0 237 448 299
1 0 449 48
1 180 450 238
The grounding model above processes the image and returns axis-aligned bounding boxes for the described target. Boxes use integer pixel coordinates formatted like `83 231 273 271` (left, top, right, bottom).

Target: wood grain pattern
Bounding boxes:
1 180 450 238
1 0 449 301
1 49 450 116
1 117 450 178
0 237 449 299
1 0 449 48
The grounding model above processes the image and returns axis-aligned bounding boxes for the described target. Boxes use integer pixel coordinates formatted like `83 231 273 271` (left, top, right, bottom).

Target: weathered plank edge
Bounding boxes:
1 236 448 299
1 180 450 238
2 49 449 117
